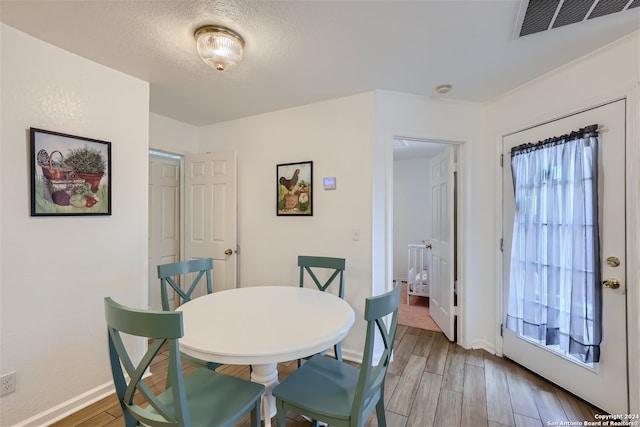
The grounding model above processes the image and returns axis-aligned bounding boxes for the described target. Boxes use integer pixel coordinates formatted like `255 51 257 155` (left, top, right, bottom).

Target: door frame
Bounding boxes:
148 149 184 310
385 131 468 347
494 88 640 412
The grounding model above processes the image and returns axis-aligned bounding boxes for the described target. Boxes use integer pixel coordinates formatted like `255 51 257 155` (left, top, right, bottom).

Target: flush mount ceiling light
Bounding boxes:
435 84 452 94
194 25 244 71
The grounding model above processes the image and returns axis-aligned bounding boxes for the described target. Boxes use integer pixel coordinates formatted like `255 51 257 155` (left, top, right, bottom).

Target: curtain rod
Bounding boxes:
511 124 599 156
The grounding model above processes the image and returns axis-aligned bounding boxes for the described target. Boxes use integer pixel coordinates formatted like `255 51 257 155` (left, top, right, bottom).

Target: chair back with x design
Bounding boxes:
105 297 192 426
298 255 346 298
157 258 213 311
105 297 264 427
352 283 401 422
272 283 402 427
298 255 347 364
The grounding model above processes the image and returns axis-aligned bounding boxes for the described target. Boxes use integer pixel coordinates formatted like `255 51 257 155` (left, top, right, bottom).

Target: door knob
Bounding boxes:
224 249 233 256
602 278 620 289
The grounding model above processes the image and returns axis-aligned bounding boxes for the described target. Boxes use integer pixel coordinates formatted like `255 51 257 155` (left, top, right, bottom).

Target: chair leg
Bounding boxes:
123 411 138 427
206 361 222 370
334 342 342 362
375 398 386 427
251 400 260 427
277 400 287 427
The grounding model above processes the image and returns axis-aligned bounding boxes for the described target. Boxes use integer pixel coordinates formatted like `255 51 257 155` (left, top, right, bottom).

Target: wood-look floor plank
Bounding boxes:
75 411 118 427
464 348 485 367
396 324 409 342
405 326 424 336
528 368 559 393
103 416 124 426
217 363 251 379
387 354 427 416
366 409 408 427
461 363 488 427
384 410 408 427
504 358 540 419
406 372 442 427
50 395 120 427
533 387 568 425
514 414 544 427
412 329 435 358
383 373 401 406
104 401 122 418
425 332 451 375
484 356 515 426
388 332 419 376
555 387 601 423
441 344 466 392
433 388 462 427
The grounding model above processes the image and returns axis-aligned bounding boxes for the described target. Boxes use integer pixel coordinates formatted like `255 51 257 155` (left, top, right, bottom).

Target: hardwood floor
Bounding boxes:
52 326 602 427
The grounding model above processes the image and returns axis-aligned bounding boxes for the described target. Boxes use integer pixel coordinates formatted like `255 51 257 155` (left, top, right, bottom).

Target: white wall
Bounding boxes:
0 24 150 426
373 92 486 350
150 112 198 154
196 93 374 359
485 32 640 412
393 157 431 279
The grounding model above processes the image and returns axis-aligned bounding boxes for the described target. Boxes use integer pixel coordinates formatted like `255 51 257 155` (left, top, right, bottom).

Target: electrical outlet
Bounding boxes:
1 372 16 396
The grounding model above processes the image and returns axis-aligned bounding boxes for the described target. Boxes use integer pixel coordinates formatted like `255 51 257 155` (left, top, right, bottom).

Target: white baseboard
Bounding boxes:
323 347 362 365
340 348 363 365
14 381 115 427
470 338 496 355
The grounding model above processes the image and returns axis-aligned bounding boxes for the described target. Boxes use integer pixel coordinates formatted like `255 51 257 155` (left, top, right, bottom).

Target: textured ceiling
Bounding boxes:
1 1 638 126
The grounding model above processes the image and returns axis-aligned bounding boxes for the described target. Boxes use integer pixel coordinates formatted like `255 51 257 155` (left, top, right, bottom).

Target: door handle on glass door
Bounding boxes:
602 279 620 289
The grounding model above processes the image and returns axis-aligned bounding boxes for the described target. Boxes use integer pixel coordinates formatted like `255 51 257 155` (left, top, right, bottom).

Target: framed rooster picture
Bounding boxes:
277 160 312 216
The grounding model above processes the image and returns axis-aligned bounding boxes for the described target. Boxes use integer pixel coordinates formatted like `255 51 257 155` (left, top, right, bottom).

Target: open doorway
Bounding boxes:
393 138 458 340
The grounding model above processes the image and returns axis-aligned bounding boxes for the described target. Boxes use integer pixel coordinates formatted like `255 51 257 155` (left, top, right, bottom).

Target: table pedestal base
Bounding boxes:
251 363 279 427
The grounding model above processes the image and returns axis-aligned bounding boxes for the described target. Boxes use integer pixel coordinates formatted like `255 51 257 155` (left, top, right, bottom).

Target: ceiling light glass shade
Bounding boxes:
195 25 244 71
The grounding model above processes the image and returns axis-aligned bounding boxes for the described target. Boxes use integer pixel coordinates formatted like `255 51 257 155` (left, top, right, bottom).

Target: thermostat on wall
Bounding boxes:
323 177 336 190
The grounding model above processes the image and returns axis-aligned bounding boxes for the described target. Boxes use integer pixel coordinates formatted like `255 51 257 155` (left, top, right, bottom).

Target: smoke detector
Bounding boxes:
435 84 452 94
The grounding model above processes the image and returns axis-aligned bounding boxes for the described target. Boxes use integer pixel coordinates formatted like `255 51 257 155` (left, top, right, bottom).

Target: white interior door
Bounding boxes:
184 151 237 293
148 154 180 310
429 147 456 341
502 100 628 413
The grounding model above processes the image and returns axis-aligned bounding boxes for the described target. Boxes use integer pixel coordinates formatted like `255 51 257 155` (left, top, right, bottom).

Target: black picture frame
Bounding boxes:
30 127 112 216
277 160 312 216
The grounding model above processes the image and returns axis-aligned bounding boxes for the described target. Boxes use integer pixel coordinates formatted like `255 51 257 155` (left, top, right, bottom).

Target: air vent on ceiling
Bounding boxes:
517 0 639 37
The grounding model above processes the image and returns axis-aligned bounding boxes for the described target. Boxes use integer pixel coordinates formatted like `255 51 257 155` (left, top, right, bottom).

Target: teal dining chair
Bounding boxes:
298 255 347 366
157 258 221 371
157 258 213 310
104 297 264 427
272 282 402 427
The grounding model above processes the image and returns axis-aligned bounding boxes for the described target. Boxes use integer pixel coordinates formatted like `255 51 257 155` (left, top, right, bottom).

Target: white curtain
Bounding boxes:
506 125 601 363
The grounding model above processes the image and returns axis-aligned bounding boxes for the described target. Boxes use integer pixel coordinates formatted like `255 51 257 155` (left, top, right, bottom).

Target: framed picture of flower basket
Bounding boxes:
30 127 112 216
277 160 312 216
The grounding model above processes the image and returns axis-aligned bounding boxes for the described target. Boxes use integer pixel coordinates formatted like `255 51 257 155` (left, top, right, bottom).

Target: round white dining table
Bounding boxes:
176 286 355 426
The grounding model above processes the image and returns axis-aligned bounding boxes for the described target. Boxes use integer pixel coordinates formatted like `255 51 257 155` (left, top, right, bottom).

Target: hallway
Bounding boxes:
398 281 441 332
